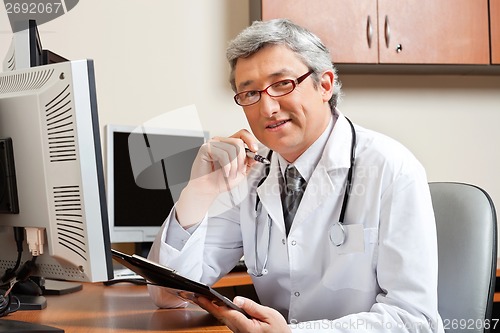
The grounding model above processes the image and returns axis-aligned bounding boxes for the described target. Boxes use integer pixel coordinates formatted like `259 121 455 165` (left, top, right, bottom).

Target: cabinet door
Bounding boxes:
492 0 500 64
377 0 490 64
261 0 378 64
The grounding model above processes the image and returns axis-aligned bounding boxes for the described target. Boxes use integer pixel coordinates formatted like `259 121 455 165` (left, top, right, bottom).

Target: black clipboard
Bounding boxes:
110 249 249 317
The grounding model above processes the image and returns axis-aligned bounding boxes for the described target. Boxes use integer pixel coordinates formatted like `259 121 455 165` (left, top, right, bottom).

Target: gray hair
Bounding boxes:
226 19 342 109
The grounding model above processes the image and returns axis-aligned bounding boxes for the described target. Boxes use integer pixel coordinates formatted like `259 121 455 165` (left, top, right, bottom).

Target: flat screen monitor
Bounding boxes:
2 19 68 72
106 125 207 245
0 59 113 284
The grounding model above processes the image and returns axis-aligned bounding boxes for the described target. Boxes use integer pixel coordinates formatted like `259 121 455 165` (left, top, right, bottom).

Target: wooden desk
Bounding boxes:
4 283 231 333
213 272 252 288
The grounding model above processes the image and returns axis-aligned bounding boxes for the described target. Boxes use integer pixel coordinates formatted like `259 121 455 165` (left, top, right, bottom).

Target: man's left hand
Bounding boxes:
196 296 291 333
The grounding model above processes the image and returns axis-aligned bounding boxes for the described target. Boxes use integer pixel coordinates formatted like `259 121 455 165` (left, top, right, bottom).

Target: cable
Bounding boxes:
0 227 24 284
0 227 41 317
16 257 38 282
0 292 12 317
0 278 21 317
0 256 39 317
0 290 11 314
0 228 39 317
0 293 12 317
0 292 20 317
12 227 25 271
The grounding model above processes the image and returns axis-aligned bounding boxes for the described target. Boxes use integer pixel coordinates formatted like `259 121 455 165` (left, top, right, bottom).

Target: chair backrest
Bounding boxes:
429 182 497 333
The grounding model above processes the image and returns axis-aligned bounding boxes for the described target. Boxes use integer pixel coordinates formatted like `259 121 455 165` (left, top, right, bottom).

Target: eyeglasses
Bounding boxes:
234 70 313 106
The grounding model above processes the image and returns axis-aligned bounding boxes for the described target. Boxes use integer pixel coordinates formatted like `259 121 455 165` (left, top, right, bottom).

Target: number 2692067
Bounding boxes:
443 318 498 330
6 2 63 14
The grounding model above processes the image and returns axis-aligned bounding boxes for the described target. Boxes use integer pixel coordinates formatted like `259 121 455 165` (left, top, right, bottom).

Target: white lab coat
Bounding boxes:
148 112 444 333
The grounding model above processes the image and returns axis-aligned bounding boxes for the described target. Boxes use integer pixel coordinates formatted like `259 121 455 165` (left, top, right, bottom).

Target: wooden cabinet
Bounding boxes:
255 0 491 65
492 0 500 64
377 0 489 64
256 0 378 64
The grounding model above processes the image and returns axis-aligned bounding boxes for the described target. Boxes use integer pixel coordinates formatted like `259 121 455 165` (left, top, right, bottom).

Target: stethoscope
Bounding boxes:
251 117 357 277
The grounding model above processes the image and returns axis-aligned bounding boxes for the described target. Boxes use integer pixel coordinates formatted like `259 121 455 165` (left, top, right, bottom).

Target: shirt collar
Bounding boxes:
278 112 337 182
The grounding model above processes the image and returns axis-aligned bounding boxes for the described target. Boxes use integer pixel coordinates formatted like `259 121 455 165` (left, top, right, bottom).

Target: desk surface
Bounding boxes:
4 283 231 333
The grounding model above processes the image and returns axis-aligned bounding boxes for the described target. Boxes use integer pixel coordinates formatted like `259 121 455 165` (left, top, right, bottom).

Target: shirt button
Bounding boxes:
282 238 286 245
294 292 300 297
291 240 297 246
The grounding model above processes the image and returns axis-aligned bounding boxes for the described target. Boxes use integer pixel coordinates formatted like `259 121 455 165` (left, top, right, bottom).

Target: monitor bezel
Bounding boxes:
106 124 208 244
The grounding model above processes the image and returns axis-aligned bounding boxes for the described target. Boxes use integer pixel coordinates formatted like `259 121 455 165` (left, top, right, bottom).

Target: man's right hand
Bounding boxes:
175 130 261 228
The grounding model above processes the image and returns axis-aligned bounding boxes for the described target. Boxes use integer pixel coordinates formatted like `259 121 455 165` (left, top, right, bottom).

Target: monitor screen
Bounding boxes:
0 59 113 283
106 125 207 244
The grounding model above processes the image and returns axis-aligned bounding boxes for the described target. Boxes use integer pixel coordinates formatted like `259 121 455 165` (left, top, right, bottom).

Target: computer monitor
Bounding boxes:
106 125 207 249
0 60 113 284
2 19 68 71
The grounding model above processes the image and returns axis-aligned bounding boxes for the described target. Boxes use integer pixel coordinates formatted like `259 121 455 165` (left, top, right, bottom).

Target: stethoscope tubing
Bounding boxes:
338 117 356 225
251 117 357 276
331 117 356 247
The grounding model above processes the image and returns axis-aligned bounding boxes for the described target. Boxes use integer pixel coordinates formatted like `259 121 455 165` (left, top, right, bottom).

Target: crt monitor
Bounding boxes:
0 59 113 284
106 125 207 246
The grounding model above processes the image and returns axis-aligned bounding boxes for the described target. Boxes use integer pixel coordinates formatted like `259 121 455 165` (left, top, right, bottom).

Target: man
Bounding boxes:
148 19 443 333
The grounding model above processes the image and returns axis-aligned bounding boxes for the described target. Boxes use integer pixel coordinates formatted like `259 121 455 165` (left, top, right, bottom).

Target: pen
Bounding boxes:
245 148 271 164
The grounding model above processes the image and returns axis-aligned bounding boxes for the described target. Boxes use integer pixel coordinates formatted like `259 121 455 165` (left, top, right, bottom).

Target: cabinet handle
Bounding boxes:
384 15 390 48
366 16 373 48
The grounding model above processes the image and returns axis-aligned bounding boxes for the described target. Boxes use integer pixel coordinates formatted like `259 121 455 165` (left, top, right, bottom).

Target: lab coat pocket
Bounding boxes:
324 227 378 292
332 225 378 255
334 224 364 255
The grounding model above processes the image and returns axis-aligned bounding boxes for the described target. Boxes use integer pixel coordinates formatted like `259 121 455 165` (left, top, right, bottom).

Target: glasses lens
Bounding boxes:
267 80 295 97
235 91 259 106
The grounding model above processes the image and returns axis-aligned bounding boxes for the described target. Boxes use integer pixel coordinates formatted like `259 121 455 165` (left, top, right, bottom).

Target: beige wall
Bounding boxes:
1 1 499 228
341 75 500 208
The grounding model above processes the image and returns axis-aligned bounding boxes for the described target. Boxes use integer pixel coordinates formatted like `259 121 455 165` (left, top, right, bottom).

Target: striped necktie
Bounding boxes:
282 165 306 235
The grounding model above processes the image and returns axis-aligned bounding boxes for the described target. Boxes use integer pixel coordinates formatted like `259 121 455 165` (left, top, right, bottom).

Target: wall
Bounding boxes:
0 0 251 136
1 1 499 229
341 75 500 208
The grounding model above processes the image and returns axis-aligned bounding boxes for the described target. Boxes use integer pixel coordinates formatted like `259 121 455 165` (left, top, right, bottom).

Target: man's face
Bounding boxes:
233 44 334 162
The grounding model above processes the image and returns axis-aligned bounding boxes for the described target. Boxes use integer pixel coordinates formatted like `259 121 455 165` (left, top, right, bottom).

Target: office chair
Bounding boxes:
429 182 497 333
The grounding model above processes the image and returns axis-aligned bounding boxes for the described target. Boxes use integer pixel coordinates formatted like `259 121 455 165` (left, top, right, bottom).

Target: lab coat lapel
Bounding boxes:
292 113 353 228
256 156 286 235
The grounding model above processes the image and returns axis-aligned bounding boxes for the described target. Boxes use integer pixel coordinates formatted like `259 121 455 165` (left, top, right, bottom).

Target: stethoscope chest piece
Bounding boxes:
329 222 346 247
